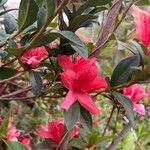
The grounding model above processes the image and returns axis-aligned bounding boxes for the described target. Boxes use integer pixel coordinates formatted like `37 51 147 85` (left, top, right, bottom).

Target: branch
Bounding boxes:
90 0 122 58
102 106 116 136
107 122 132 150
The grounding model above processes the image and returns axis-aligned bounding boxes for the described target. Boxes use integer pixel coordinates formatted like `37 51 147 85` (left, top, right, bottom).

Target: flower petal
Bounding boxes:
61 91 76 110
84 76 108 92
58 55 73 70
133 103 145 115
77 93 100 115
131 5 150 46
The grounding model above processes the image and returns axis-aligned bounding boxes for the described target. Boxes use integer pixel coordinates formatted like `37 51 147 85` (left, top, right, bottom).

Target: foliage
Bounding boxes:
0 0 150 150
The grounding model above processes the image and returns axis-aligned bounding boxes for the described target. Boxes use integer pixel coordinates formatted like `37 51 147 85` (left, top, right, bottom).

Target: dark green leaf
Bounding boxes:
131 69 150 84
80 106 92 131
110 55 140 86
7 47 24 57
18 0 38 31
69 14 97 30
112 92 134 125
69 138 87 149
37 6 46 30
64 102 80 131
45 0 55 23
4 13 17 34
57 30 88 58
77 0 111 15
6 141 27 150
29 70 42 96
0 68 17 80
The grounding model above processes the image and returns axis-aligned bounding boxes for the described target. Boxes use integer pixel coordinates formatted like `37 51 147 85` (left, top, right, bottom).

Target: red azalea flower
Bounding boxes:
38 118 78 145
123 84 149 115
131 5 150 55
20 46 48 68
38 118 65 145
19 136 32 150
58 55 108 115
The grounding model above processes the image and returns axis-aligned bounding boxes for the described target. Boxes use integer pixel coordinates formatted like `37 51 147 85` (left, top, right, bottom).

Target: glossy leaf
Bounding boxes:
112 92 134 125
80 106 92 131
18 0 38 31
0 68 17 80
3 13 17 34
110 55 140 86
29 70 42 96
64 102 80 131
77 0 111 15
6 141 27 150
57 30 88 58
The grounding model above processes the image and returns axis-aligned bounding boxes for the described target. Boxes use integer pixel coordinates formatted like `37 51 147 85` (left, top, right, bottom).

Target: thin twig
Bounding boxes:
107 122 132 150
113 0 134 32
102 106 116 136
0 72 24 84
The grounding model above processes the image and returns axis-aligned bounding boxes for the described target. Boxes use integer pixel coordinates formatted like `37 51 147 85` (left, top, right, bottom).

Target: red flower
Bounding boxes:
38 118 65 145
19 136 32 150
38 118 78 145
58 55 108 115
123 84 148 115
20 46 48 68
131 5 150 55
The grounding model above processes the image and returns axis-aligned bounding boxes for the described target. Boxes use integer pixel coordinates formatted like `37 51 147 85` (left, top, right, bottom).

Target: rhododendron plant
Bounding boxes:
20 46 48 68
58 55 108 115
131 5 150 55
123 84 148 115
0 0 150 149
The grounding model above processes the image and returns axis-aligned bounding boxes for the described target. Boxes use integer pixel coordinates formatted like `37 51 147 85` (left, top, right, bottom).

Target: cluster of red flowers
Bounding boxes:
14 4 150 147
0 117 31 150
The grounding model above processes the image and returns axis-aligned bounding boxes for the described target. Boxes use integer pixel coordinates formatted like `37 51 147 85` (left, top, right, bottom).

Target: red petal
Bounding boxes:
131 5 150 46
57 55 73 70
61 91 76 110
77 93 100 115
84 76 108 92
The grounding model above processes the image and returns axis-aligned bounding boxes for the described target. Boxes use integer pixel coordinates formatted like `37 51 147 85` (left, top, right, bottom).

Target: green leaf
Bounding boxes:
64 102 80 131
80 106 92 131
45 0 55 24
29 70 42 96
110 55 140 87
131 68 150 84
69 14 97 30
6 141 27 150
37 6 46 30
112 92 134 125
0 113 9 140
4 13 17 34
0 68 17 80
37 0 55 30
0 32 9 41
57 30 88 58
18 0 38 31
7 47 24 57
77 0 111 15
69 138 87 149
